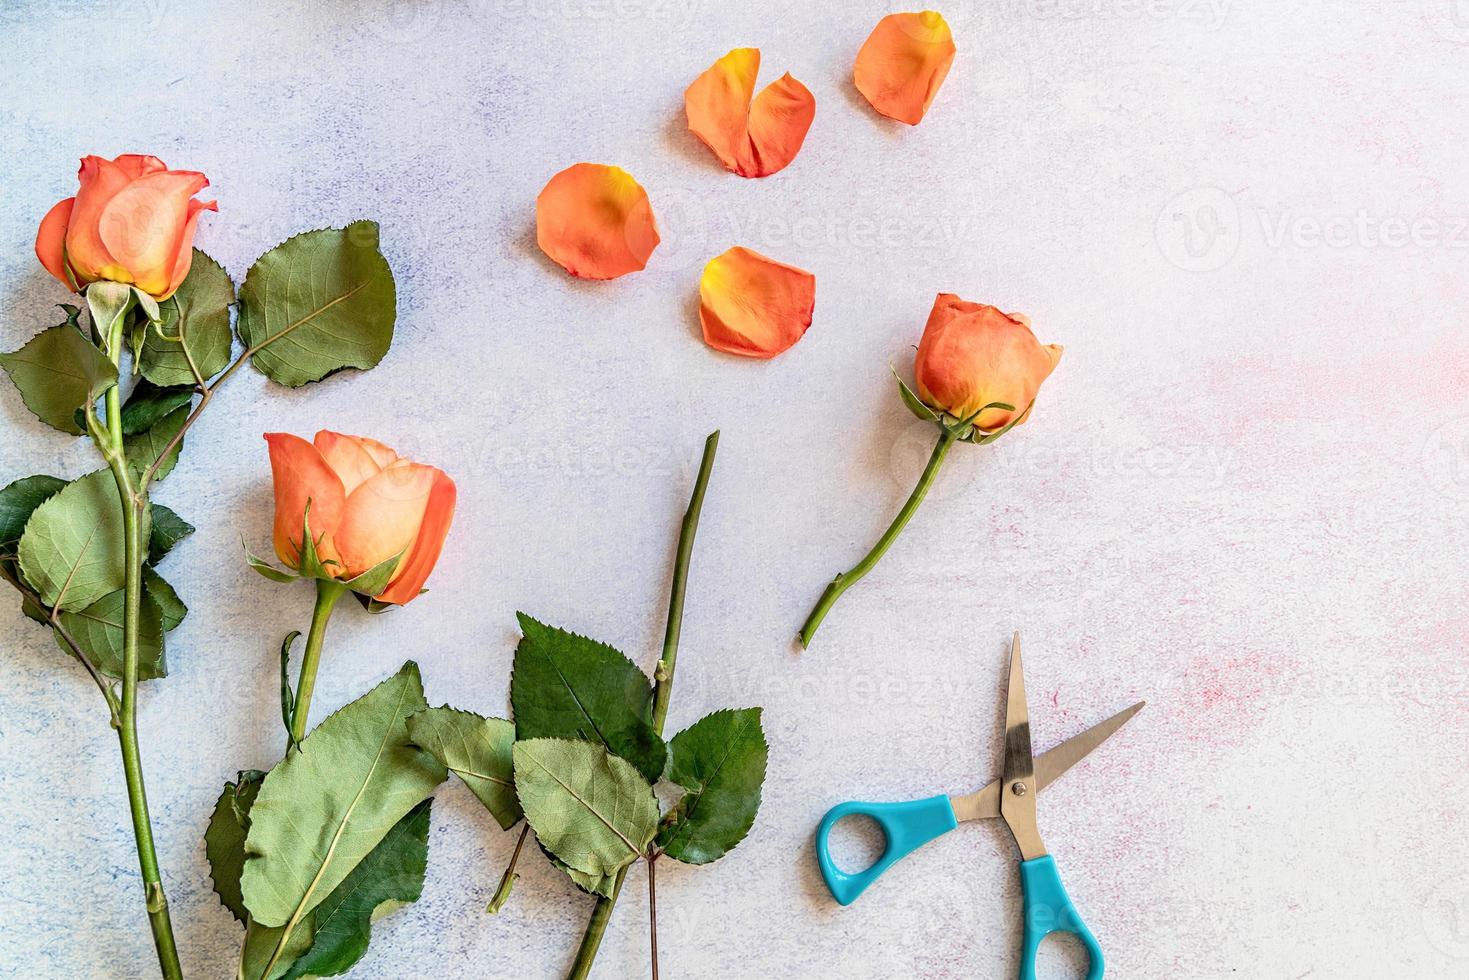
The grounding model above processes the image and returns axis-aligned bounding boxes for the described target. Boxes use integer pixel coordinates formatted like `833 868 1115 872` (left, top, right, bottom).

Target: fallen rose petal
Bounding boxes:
699 246 815 359
685 48 815 178
536 163 660 279
854 11 956 125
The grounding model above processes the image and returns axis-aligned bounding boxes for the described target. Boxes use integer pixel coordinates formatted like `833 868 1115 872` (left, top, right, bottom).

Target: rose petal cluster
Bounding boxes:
533 15 964 361
914 294 1063 432
265 431 456 606
36 153 217 300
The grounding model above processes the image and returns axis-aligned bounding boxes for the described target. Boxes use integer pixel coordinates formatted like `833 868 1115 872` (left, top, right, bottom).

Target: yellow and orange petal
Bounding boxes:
162 197 218 299
376 469 456 605
685 48 816 178
314 430 398 496
854 11 956 125
35 198 75 290
914 294 1062 431
333 461 441 582
66 155 134 282
264 432 347 570
97 170 212 298
536 163 660 280
699 246 816 359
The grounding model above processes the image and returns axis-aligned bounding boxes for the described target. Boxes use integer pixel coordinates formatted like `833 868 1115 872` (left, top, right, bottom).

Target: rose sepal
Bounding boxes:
893 367 940 423
893 369 1033 445
84 281 163 364
242 502 405 601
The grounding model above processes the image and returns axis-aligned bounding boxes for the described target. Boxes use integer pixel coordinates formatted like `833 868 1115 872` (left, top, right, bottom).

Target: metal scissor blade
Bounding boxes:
1001 631 1034 784
1037 699 1145 793
950 699 1145 822
999 633 1046 859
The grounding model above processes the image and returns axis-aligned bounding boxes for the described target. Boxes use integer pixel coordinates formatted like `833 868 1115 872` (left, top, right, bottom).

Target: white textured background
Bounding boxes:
1 1 1467 977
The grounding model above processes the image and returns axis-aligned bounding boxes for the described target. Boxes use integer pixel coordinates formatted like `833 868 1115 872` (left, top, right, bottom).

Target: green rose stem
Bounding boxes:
287 578 349 745
84 294 184 980
797 428 958 649
566 429 719 980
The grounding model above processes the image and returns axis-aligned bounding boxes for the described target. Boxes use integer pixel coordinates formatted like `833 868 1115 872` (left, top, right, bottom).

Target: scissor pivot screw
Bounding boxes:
1010 781 1028 796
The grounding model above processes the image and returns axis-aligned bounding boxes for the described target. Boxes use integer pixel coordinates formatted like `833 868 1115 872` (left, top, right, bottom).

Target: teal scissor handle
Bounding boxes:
815 795 957 905
1018 855 1104 980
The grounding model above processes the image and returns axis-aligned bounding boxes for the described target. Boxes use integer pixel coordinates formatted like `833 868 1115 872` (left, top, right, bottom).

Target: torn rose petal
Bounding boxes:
536 163 660 280
699 246 816 359
854 11 956 125
685 48 816 178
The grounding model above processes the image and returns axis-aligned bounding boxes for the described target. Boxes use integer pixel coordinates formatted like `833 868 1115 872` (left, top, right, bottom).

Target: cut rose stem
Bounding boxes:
565 430 719 980
797 428 957 648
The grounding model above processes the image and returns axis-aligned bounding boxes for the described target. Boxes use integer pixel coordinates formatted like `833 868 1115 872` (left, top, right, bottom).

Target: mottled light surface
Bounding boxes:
1 1 1466 977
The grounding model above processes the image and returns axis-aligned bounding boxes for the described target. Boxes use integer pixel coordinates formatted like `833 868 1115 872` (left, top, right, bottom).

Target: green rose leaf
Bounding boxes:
0 314 117 434
0 475 65 625
540 843 618 899
240 661 446 929
407 707 521 830
510 613 666 782
512 738 658 878
120 379 193 435
125 404 188 483
206 770 266 923
239 913 316 980
17 470 131 612
0 474 66 548
280 798 433 980
145 568 188 632
656 708 768 865
0 475 68 623
142 249 235 386
147 504 195 565
55 586 167 680
236 222 397 388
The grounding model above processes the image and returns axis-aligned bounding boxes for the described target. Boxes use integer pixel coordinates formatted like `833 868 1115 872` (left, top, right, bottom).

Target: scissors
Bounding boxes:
815 633 1143 980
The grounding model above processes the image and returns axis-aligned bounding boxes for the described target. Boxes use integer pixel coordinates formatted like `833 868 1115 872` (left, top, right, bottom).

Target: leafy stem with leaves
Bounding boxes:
403 431 766 979
2 220 400 977
90 285 182 978
567 429 719 979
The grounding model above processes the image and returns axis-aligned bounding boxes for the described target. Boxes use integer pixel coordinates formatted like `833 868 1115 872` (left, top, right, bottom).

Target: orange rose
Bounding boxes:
264 431 456 605
797 293 1062 649
914 294 1062 432
35 153 216 301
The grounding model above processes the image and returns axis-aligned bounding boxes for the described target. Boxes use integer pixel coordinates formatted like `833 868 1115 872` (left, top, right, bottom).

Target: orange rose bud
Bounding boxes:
914 294 1062 432
854 12 956 125
536 163 660 280
685 48 816 178
35 153 217 300
699 246 816 359
265 431 456 606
